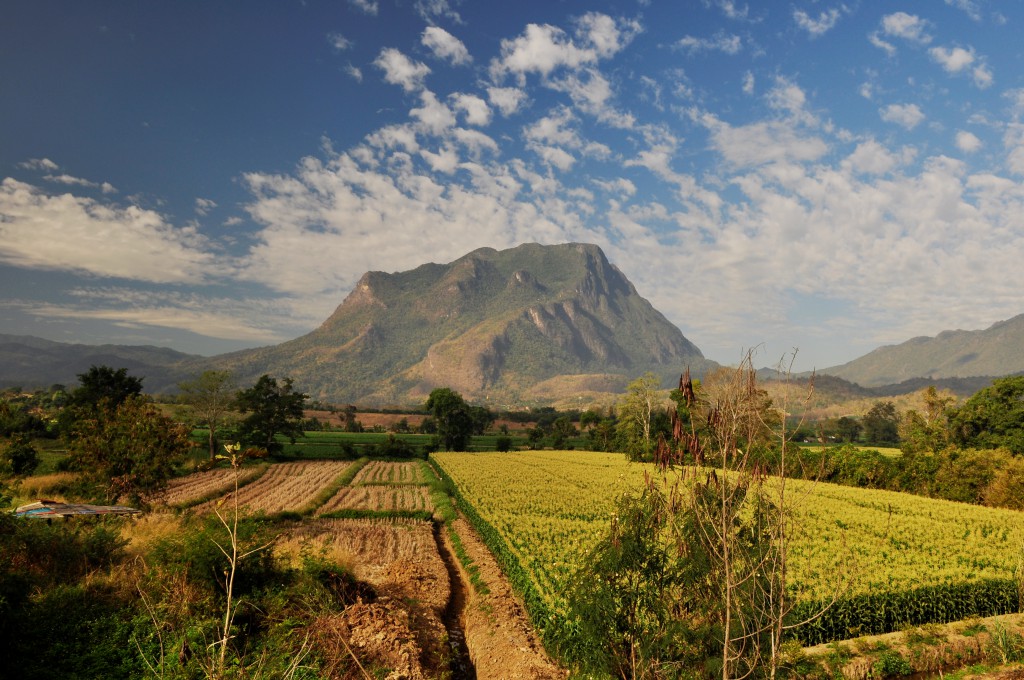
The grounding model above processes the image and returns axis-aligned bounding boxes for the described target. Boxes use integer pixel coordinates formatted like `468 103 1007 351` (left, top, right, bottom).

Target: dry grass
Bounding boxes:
120 512 184 558
190 461 354 515
316 485 433 514
15 472 77 502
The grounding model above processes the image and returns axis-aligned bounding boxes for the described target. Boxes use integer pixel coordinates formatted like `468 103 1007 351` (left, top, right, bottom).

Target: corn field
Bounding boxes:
432 450 1024 644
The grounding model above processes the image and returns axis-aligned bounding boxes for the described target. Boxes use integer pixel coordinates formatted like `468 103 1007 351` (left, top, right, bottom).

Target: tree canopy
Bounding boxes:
424 387 475 451
949 376 1024 454
178 370 236 460
66 395 191 503
69 365 144 411
235 375 307 454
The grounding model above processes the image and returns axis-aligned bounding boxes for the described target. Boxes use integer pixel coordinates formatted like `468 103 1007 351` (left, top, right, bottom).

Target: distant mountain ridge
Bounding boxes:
0 333 198 391
819 314 1024 388
208 242 716 405
6 245 1024 405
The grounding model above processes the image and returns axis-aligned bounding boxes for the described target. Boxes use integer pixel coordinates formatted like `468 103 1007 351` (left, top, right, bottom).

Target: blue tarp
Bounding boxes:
14 499 142 518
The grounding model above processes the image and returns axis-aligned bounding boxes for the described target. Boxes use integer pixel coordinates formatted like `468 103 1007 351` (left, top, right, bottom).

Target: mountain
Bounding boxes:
209 243 716 405
0 334 199 391
820 314 1024 388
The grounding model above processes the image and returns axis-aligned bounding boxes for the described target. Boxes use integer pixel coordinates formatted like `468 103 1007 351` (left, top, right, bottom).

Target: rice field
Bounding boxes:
189 460 356 515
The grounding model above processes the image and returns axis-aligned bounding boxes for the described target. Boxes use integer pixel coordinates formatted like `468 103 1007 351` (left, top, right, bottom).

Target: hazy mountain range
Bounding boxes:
1 243 1021 405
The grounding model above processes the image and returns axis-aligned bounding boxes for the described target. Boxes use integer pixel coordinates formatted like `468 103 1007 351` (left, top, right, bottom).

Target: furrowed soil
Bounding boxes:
445 517 564 679
168 461 565 678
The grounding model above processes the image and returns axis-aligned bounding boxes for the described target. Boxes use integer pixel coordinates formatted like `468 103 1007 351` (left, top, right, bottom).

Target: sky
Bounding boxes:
2 0 1023 373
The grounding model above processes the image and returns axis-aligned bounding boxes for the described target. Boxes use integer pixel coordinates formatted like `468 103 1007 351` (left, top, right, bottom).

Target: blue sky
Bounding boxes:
2 0 1023 373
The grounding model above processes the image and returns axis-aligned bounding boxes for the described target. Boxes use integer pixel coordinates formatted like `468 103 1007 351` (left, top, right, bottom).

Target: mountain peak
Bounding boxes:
217 242 711 405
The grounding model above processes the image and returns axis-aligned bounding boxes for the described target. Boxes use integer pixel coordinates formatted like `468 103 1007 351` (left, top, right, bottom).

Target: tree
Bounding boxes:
949 376 1024 454
862 401 899 445
616 372 661 461
69 365 143 411
836 416 862 443
573 355 842 679
550 416 578 449
424 388 474 451
66 395 191 503
900 386 955 454
1 433 39 477
178 370 237 460
235 376 307 454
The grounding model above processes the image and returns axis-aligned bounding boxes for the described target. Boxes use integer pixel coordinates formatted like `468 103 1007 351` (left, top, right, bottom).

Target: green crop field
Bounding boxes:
433 450 1024 644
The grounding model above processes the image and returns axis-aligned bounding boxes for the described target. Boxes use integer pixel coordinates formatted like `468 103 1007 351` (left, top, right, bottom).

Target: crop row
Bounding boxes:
351 461 428 485
432 450 1024 644
154 465 266 507
315 485 433 515
190 460 356 515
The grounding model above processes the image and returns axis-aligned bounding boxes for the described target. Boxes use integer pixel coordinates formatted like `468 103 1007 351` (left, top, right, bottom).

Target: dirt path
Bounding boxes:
432 521 477 678
444 517 565 680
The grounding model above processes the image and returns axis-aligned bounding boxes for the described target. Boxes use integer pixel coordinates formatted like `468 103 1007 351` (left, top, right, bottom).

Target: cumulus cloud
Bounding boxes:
870 12 931 55
880 103 925 130
328 33 352 51
374 48 431 92
708 0 750 20
422 26 471 65
929 45 993 88
490 13 640 81
793 7 844 37
929 45 975 73
348 0 378 15
0 178 212 282
195 197 217 215
675 32 742 54
956 131 982 153
881 12 932 44
945 0 982 21
742 71 754 95
451 93 491 126
487 86 527 116
415 0 463 23
20 158 59 172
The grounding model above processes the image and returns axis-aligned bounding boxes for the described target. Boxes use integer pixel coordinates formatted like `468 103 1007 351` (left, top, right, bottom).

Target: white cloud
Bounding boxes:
706 118 828 168
880 103 925 130
929 45 993 88
868 33 896 57
421 26 471 66
20 158 59 171
490 13 640 81
195 197 217 215
346 64 363 82
0 178 212 282
487 86 527 116
929 46 974 73
708 0 750 20
793 7 844 38
415 0 462 23
972 64 994 89
410 91 457 135
42 173 117 194
374 48 431 92
766 76 815 125
880 12 932 44
742 71 754 95
348 0 378 16
945 0 982 21
676 32 742 55
955 130 982 153
451 93 491 126
328 33 352 51
844 139 898 175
